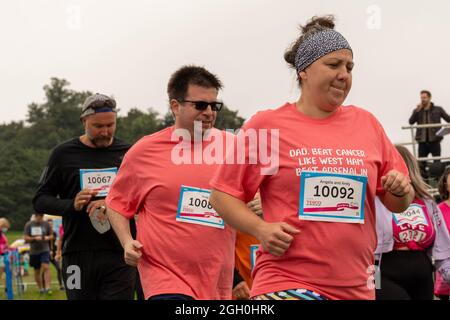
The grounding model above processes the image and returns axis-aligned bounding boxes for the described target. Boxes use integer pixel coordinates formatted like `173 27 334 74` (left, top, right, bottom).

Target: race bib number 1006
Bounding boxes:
299 171 367 224
176 185 224 229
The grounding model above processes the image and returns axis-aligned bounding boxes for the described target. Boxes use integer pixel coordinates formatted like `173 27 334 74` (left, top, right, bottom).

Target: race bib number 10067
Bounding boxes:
79 167 118 197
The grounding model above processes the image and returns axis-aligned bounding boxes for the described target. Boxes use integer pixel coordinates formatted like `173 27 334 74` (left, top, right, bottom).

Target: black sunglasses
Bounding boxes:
180 100 224 112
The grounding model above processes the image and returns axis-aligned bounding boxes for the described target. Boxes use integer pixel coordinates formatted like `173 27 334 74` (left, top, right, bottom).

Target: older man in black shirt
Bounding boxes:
33 93 136 300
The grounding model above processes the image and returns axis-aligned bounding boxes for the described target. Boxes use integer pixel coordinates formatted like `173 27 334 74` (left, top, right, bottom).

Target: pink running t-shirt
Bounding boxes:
210 103 408 300
58 224 64 239
435 201 450 296
0 233 7 255
392 198 435 251
106 127 236 300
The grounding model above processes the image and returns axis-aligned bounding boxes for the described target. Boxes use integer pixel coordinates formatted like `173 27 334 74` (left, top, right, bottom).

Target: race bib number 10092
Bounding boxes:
299 171 367 224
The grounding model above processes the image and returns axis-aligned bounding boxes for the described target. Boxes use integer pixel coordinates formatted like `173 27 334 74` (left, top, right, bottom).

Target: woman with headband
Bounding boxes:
210 15 414 300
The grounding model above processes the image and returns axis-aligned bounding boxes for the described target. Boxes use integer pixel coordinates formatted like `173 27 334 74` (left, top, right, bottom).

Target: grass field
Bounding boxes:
1 230 66 300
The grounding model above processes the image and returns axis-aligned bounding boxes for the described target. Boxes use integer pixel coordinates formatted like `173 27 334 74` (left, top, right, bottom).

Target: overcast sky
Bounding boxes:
1 0 450 156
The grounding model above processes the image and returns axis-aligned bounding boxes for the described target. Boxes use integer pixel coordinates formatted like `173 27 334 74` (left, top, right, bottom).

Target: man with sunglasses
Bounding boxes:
106 65 236 300
33 93 136 300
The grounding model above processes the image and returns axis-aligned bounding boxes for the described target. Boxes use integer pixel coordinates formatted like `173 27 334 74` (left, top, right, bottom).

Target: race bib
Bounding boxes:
393 204 428 227
250 244 260 271
176 185 224 229
31 226 43 236
299 171 367 224
79 167 117 197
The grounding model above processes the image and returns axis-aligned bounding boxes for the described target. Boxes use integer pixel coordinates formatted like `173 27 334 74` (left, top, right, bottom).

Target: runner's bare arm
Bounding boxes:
106 207 134 247
106 207 143 266
210 190 299 257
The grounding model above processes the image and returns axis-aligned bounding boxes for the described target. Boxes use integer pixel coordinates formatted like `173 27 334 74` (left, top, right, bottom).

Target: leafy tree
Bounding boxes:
159 110 175 130
215 105 245 130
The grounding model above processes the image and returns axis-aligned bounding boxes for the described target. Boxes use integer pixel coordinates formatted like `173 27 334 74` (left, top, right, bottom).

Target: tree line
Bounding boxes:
0 78 245 229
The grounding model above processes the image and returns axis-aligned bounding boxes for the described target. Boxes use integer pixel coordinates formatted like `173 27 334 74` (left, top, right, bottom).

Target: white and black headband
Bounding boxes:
295 29 352 73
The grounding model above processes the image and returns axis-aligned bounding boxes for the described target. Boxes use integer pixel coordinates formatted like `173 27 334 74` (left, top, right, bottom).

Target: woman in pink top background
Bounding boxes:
375 146 450 300
435 167 450 299
0 217 10 289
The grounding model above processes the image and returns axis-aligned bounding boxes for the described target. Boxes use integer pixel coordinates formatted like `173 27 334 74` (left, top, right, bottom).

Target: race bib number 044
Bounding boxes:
299 171 367 224
176 186 224 229
79 168 118 197
393 204 428 227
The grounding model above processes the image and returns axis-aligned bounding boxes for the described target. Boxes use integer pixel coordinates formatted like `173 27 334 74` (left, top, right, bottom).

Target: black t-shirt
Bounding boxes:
32 137 136 255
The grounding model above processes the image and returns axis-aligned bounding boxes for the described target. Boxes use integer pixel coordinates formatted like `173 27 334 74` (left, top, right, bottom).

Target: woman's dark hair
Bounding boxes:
284 15 336 74
438 166 450 200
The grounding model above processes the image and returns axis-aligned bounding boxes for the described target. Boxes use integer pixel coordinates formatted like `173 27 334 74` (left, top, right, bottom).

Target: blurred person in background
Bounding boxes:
434 167 450 300
0 217 10 291
47 219 64 290
24 213 53 295
409 90 450 177
375 146 450 300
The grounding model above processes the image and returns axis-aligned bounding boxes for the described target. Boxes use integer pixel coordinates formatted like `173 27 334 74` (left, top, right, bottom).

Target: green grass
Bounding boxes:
3 230 25 244
2 230 141 300
1 230 66 300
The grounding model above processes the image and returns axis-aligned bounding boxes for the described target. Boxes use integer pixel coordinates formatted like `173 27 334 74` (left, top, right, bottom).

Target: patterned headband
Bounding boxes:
295 29 352 73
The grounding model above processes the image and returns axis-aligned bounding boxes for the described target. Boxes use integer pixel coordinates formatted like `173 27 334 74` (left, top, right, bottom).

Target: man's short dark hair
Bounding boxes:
167 65 223 101
420 90 432 98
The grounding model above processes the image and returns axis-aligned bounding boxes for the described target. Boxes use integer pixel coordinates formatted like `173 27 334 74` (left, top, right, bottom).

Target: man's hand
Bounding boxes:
123 239 143 267
87 199 106 216
87 200 109 224
416 103 423 111
256 221 300 257
381 170 411 198
73 189 98 211
247 193 263 217
233 281 250 300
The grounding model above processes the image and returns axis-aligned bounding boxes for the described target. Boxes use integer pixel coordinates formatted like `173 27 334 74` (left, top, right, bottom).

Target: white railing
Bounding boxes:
400 122 450 192
400 123 450 159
